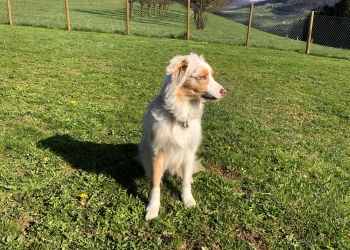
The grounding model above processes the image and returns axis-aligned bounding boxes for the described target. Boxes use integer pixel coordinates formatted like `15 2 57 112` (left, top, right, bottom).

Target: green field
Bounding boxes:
1 24 349 249
1 0 350 59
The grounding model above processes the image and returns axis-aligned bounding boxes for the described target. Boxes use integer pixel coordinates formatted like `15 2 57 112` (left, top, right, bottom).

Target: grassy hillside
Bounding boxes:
1 25 349 249
248 0 340 12
1 0 350 59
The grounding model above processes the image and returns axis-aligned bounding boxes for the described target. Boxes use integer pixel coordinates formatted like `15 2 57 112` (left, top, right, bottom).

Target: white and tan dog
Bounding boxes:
138 53 226 220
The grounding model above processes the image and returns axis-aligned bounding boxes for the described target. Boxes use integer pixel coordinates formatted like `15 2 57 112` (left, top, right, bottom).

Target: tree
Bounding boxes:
139 0 147 17
318 0 350 17
139 0 171 17
288 0 350 49
274 0 339 12
157 0 171 14
178 0 227 29
128 0 137 18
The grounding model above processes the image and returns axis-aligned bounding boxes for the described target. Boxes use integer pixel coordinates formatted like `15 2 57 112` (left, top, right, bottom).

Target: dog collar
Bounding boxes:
179 120 189 128
162 100 189 128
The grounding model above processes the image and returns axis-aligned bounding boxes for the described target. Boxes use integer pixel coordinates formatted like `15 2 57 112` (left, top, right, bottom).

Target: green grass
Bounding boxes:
0 0 126 31
1 24 350 249
2 0 350 59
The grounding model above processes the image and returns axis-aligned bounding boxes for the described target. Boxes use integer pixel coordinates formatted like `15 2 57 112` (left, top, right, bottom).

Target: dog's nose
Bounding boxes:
220 88 226 96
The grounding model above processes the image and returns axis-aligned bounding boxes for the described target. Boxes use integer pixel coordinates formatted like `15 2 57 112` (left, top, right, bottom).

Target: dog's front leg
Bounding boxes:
182 154 196 207
145 150 164 220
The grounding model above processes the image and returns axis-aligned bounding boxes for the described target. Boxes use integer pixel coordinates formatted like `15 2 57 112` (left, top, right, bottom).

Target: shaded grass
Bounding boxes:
0 25 350 249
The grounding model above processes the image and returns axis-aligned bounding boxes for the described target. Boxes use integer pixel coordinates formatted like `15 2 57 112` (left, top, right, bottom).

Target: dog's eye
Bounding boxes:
198 75 207 80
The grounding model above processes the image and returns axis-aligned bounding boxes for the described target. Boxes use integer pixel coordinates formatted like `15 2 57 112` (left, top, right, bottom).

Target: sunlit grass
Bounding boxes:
0 25 349 249
1 0 350 59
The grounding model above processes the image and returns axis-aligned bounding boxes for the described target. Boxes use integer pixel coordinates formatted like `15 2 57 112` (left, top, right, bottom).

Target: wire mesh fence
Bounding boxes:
313 14 350 50
6 0 67 29
68 0 126 33
0 0 7 24
129 1 187 38
1 0 350 59
0 0 126 32
213 6 310 51
248 8 310 52
211 5 350 59
195 7 249 45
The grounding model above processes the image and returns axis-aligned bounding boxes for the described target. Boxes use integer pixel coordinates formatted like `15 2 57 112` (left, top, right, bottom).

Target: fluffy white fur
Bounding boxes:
138 53 226 220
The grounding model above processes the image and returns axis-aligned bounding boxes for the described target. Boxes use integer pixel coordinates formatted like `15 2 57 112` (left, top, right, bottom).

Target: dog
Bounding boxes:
138 53 226 220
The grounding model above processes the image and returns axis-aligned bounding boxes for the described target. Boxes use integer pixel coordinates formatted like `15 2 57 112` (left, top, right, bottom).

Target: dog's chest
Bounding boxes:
165 120 202 149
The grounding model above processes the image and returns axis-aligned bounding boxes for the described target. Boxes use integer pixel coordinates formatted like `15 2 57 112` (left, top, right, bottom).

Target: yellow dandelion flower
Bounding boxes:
43 157 49 162
226 146 231 150
70 100 77 105
80 193 88 199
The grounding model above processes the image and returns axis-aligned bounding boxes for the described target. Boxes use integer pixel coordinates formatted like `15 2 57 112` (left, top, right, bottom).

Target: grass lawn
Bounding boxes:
0 24 349 249
2 0 350 59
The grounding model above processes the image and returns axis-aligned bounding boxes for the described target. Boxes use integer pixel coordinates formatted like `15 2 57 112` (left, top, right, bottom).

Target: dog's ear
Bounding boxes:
166 56 188 76
173 60 188 76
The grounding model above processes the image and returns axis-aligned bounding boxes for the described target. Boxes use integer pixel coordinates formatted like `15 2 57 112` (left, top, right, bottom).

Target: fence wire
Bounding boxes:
0 0 6 24
7 0 66 29
68 0 125 33
313 15 350 50
1 1 350 59
213 6 310 51
129 1 187 38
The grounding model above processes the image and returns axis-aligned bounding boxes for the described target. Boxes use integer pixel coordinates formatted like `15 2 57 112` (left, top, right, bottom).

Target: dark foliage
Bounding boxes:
176 0 227 29
318 0 350 17
288 0 350 49
275 0 340 12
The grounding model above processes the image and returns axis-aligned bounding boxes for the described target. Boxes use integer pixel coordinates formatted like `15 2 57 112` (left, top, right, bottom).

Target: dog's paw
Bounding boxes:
183 196 196 208
145 203 160 221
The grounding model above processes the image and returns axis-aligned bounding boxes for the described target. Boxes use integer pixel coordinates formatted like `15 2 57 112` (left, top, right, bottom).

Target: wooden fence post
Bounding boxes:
7 0 12 26
306 11 314 54
65 0 71 30
246 4 253 46
126 0 130 34
187 0 190 39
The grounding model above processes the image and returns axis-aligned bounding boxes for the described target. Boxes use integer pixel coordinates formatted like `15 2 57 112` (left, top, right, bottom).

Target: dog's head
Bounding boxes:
162 53 226 102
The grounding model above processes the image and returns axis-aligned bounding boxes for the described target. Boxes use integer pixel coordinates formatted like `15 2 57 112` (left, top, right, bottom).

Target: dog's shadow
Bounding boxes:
37 134 146 201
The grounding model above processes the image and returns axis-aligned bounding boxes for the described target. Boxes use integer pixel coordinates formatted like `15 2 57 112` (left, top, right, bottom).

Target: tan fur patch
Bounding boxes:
177 68 210 102
152 150 164 188
173 60 188 77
